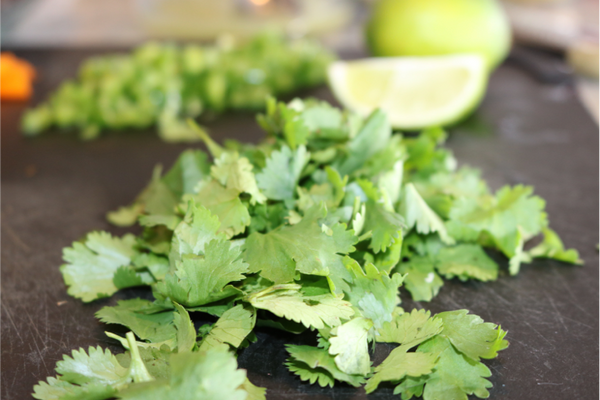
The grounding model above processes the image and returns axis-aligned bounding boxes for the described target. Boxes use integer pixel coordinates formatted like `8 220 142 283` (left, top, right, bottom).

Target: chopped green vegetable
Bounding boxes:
22 33 335 141
37 98 582 399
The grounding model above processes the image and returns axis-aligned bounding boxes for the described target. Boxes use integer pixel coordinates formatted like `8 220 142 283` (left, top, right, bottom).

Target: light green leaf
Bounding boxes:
56 346 128 385
342 257 404 329
198 304 256 352
256 145 309 202
435 244 499 282
328 317 373 375
168 202 224 265
378 159 404 205
437 310 509 361
528 227 582 264
239 378 266 400
449 185 547 258
61 231 138 302
397 256 444 302
96 299 176 343
400 183 454 245
173 303 196 353
161 239 248 307
335 109 391 176
416 336 494 400
365 345 437 393
132 253 170 281
243 204 356 284
286 345 366 387
363 199 404 254
117 348 248 400
112 266 154 290
508 226 532 276
376 309 443 348
192 180 251 238
32 377 116 400
286 359 335 388
247 284 354 330
211 151 266 204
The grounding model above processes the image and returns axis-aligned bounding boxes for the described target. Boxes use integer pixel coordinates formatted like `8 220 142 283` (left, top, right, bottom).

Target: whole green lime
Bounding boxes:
366 0 512 70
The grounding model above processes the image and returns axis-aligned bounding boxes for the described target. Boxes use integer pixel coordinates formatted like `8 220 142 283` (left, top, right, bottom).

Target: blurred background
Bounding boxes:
1 0 598 124
0 0 597 50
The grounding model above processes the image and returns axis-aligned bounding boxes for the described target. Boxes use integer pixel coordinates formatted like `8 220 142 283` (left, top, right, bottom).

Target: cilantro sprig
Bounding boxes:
35 98 580 399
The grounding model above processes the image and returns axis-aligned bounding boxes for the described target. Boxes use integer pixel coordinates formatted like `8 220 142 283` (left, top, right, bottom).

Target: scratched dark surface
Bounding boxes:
1 49 598 400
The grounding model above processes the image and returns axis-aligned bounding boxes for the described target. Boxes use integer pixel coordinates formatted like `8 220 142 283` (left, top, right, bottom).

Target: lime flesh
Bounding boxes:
328 55 488 129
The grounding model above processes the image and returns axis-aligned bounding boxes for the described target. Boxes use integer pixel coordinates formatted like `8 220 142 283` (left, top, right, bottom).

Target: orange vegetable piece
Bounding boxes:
1 52 36 101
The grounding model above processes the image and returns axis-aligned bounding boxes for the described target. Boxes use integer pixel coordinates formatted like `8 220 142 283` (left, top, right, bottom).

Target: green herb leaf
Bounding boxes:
60 232 138 302
160 239 248 307
256 145 309 202
247 284 354 330
286 345 367 387
435 244 499 282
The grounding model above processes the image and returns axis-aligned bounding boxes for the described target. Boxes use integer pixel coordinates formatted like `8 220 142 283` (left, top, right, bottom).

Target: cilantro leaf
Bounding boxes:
61 232 138 302
508 226 532 276
363 199 405 253
286 345 367 387
32 377 116 400
116 346 171 381
132 253 170 281
437 310 509 361
168 201 224 265
411 167 488 219
404 127 454 177
397 256 444 302
173 303 196 352
328 317 373 375
117 349 249 400
247 284 354 329
448 185 547 259
403 335 494 400
377 159 404 205
239 378 267 400
365 346 437 394
243 204 356 284
211 151 266 204
528 227 583 264
365 310 443 393
247 202 288 234
160 239 248 307
107 167 178 228
33 334 154 400
112 266 154 290
286 359 335 388
342 257 405 329
162 149 211 196
376 309 443 347
198 304 256 351
96 299 176 344
435 244 499 282
191 180 251 238
335 109 391 176
399 183 454 245
107 150 209 227
55 346 128 385
256 145 309 202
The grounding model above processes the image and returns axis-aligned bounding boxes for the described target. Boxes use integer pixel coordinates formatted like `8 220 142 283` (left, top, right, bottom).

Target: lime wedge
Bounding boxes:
328 55 488 129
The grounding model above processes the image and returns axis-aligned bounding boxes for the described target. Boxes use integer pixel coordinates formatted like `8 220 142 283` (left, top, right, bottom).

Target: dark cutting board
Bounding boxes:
1 49 598 399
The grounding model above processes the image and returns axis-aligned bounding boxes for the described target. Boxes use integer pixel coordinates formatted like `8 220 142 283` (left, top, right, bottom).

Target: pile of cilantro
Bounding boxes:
34 98 581 400
21 33 333 142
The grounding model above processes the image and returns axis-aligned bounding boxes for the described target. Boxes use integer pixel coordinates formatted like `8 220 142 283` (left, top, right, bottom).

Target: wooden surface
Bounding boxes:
1 49 599 399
